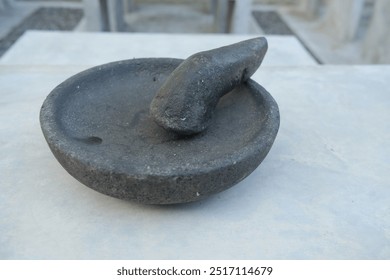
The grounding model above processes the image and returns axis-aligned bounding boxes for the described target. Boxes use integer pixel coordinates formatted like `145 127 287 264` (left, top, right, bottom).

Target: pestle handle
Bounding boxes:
150 37 268 135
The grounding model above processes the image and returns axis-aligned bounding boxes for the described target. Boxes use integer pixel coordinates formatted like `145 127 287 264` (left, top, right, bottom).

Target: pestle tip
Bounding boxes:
150 37 268 135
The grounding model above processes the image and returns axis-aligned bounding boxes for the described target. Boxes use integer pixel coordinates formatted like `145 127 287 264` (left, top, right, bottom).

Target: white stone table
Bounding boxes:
0 31 317 66
1 64 389 259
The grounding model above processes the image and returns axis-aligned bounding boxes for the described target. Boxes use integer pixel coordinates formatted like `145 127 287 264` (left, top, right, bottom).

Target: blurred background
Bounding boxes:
1 1 389 261
0 0 389 64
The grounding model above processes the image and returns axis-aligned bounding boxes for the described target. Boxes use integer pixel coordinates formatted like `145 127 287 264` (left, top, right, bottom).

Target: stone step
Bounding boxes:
0 30 318 66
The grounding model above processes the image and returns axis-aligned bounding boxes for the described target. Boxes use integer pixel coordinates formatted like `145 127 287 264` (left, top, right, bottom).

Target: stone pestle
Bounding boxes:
150 37 268 135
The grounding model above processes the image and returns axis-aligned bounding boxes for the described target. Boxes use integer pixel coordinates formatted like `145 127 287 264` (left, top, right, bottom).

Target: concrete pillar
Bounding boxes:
83 0 126 32
363 0 390 63
124 0 137 13
298 0 321 19
319 0 365 42
83 0 109 31
231 0 252 34
107 0 126 32
214 0 229 33
214 0 252 34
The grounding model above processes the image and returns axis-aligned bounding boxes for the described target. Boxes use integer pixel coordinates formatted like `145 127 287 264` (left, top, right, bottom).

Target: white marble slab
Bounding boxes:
0 65 389 259
0 31 317 66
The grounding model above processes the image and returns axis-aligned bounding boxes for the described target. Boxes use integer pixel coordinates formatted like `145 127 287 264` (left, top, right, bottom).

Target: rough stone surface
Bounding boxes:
40 58 280 204
150 37 268 135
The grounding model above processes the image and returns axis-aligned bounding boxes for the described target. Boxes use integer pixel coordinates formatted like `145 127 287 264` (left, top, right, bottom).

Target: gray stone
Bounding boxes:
150 37 267 135
40 42 279 204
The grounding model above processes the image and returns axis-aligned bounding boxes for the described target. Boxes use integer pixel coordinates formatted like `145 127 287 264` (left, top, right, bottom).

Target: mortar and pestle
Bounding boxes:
40 37 280 204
